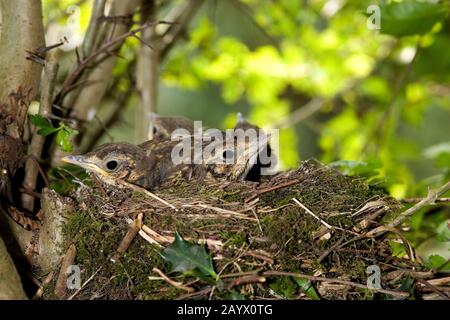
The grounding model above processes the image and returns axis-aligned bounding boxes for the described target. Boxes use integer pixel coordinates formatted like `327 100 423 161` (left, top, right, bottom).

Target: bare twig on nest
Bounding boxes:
228 275 266 289
152 267 195 293
293 198 333 229
262 271 410 298
119 178 176 209
54 244 77 298
111 213 143 262
245 178 302 203
182 204 256 221
293 198 359 236
417 279 449 300
141 224 172 243
32 271 55 300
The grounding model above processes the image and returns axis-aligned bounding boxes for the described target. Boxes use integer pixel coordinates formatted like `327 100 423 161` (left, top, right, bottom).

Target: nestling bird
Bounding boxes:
232 113 276 181
62 113 275 189
149 113 194 141
63 132 271 190
62 143 158 190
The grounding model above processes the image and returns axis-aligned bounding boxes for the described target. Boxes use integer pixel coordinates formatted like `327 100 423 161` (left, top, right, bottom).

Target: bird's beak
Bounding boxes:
61 155 86 165
61 155 108 176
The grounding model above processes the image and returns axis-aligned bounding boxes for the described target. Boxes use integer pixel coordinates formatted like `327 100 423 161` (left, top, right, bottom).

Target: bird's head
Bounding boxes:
203 132 274 182
62 143 155 189
149 113 194 140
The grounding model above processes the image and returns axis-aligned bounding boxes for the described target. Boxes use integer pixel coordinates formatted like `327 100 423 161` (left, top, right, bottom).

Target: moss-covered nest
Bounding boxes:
42 159 427 300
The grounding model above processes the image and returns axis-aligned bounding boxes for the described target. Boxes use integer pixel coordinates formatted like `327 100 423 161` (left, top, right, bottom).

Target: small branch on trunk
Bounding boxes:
22 55 59 212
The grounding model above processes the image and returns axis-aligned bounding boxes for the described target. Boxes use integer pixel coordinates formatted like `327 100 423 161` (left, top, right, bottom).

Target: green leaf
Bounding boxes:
30 114 51 128
37 126 60 137
55 124 79 152
292 277 321 300
329 159 381 178
161 232 217 279
30 114 59 136
379 1 447 37
426 254 448 269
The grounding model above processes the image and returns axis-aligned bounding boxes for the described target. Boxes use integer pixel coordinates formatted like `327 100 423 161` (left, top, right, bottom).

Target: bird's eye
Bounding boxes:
153 126 157 134
222 150 234 160
106 160 118 171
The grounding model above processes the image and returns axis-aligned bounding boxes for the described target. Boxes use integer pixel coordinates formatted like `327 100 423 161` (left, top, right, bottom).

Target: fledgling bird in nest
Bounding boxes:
147 113 277 181
62 142 157 190
62 131 271 191
149 113 194 141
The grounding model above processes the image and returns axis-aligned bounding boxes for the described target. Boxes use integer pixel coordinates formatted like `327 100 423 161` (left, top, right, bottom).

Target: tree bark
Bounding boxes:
0 0 45 138
0 236 27 300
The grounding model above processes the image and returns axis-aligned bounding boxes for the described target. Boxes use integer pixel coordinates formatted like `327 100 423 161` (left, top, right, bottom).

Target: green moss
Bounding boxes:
220 230 248 247
268 276 298 299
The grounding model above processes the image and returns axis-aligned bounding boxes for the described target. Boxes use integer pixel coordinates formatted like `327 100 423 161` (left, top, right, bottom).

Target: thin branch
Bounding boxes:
245 178 302 203
363 38 421 154
401 197 450 204
152 267 195 293
111 213 143 262
119 179 176 209
58 22 157 99
54 244 77 298
262 271 410 298
22 56 59 212
293 198 333 229
82 0 107 57
159 0 205 60
388 181 450 229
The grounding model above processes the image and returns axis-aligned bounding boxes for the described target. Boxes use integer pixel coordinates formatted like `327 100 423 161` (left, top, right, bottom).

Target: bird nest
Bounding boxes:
41 159 428 300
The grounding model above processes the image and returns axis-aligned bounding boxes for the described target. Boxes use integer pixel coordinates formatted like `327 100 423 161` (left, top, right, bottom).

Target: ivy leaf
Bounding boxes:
293 277 321 300
161 232 217 279
30 114 59 136
379 1 447 37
